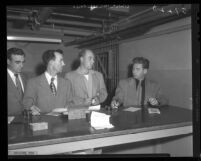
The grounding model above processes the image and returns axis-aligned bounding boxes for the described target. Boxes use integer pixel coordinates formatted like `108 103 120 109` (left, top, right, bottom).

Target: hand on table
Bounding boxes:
30 105 41 115
148 97 159 106
111 100 120 109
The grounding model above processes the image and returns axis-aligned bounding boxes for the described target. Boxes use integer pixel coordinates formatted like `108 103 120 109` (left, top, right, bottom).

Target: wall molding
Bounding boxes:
120 24 191 44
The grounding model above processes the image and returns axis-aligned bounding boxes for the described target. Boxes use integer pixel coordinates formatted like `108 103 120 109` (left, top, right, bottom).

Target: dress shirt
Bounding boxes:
45 71 58 90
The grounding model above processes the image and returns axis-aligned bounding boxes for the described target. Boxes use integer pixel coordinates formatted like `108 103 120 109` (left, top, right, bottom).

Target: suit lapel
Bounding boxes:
57 76 61 97
40 73 52 95
77 70 88 98
7 72 19 98
91 72 98 96
129 78 138 103
144 79 150 104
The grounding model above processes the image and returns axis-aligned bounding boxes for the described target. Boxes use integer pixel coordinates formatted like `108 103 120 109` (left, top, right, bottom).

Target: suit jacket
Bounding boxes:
7 72 26 115
113 77 168 107
65 69 108 106
23 73 72 113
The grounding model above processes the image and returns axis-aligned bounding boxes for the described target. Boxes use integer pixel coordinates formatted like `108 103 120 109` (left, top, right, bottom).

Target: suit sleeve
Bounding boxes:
154 83 169 106
22 79 37 109
96 73 108 103
112 80 126 104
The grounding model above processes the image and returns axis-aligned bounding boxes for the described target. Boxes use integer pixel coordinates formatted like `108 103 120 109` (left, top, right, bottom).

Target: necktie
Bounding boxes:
50 77 56 96
137 80 142 106
14 74 23 99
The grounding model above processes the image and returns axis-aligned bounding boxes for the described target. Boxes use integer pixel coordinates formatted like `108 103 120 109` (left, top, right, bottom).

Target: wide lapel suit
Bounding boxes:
23 73 72 113
7 72 26 115
65 69 108 106
113 77 168 107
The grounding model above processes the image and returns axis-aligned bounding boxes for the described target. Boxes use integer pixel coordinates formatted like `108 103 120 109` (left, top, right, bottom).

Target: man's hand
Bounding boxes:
84 98 92 106
30 105 41 115
91 97 100 106
148 97 159 106
111 100 120 109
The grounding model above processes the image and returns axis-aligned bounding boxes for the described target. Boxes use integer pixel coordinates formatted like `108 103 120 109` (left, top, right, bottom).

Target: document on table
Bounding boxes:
46 112 60 116
90 111 114 130
148 108 160 114
88 104 101 111
123 107 141 112
8 116 15 124
46 108 68 116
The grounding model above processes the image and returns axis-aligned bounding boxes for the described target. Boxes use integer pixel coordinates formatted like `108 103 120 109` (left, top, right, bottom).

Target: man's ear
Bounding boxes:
143 69 148 75
7 59 10 65
80 57 83 63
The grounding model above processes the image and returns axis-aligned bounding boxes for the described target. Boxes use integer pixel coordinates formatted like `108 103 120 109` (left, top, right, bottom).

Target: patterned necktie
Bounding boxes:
50 77 56 96
137 80 142 106
14 74 23 99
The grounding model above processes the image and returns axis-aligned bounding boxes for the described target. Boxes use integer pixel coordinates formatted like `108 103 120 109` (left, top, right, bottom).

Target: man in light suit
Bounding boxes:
23 49 72 115
7 48 26 115
111 57 168 108
65 49 108 107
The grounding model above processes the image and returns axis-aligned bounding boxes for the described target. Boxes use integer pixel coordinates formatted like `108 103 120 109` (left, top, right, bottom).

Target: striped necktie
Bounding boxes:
50 77 56 96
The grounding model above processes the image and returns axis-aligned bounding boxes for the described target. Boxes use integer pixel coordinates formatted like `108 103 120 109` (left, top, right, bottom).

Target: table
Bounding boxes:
8 106 192 155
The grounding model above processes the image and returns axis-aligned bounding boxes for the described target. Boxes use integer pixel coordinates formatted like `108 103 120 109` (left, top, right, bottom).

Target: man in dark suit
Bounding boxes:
7 47 26 115
111 57 168 108
23 49 72 115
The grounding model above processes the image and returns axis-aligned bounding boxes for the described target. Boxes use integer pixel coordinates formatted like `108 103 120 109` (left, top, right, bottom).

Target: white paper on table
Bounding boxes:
8 116 15 124
123 107 141 112
88 105 101 111
148 108 160 114
46 108 68 116
90 111 114 129
46 112 60 116
52 108 67 113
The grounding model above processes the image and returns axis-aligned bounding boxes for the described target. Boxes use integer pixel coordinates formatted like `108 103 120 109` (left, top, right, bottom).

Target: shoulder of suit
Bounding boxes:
91 70 102 76
118 77 131 85
146 78 159 85
58 76 71 83
65 70 78 78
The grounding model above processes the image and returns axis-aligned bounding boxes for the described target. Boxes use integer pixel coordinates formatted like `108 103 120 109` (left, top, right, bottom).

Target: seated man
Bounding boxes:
111 57 168 108
65 49 108 107
23 49 72 115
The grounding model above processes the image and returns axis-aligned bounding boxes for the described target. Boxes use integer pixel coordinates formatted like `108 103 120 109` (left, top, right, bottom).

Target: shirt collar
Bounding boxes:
77 67 94 75
7 68 21 78
45 71 57 83
135 78 145 89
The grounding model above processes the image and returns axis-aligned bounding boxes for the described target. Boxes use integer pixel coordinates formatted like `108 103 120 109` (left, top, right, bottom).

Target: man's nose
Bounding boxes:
20 63 24 68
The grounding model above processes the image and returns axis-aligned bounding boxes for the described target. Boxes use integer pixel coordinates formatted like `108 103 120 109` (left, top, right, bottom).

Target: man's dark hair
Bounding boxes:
132 57 150 69
42 49 63 67
7 47 25 60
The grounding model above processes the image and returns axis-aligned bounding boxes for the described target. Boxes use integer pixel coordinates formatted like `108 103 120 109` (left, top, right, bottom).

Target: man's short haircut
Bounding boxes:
42 49 63 67
7 47 25 60
78 49 93 59
132 57 150 69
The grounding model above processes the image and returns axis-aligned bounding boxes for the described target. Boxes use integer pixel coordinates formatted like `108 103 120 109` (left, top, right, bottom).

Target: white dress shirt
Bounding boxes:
7 68 24 92
45 71 58 90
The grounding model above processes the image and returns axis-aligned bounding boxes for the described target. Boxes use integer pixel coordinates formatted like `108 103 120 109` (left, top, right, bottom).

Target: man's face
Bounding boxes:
7 54 25 73
132 63 147 80
81 50 95 70
51 52 65 73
